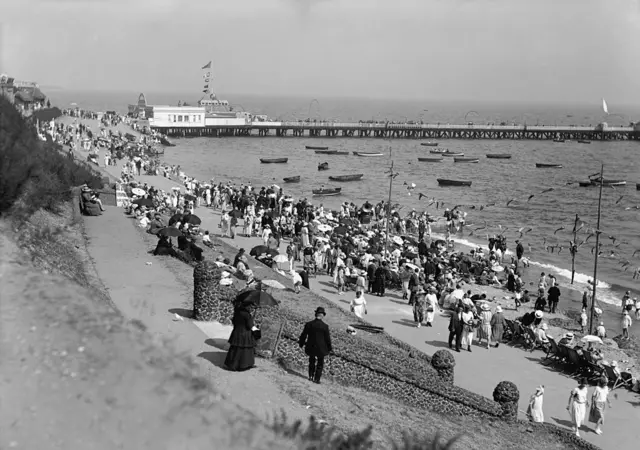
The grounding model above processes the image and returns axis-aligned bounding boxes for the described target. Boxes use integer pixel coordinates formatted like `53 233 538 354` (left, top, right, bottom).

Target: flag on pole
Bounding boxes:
202 61 211 69
602 98 609 115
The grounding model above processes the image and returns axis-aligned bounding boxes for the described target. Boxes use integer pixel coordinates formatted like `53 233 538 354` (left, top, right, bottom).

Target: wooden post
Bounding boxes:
589 164 604 335
570 214 579 284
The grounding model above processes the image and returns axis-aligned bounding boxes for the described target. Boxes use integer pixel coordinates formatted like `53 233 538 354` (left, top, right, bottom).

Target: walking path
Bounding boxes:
78 125 639 450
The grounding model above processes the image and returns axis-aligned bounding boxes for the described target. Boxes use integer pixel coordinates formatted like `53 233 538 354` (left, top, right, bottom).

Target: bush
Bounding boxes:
0 96 103 216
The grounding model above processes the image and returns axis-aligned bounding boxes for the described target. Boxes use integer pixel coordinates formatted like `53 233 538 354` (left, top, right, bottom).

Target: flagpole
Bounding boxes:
589 164 604 335
384 159 394 257
570 213 579 284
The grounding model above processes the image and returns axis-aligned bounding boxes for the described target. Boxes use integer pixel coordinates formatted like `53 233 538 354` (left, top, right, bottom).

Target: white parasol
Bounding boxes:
273 254 289 263
581 335 603 344
492 265 505 273
392 236 404 246
404 263 419 271
317 224 333 232
261 279 286 290
131 187 146 196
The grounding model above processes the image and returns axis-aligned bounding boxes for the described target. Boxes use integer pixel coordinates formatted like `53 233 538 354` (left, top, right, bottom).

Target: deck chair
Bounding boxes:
603 365 634 390
565 348 587 378
510 322 526 347
542 337 562 366
582 352 605 382
524 327 540 352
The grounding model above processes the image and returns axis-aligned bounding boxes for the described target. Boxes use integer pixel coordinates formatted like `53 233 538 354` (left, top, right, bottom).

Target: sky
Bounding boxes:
2 0 640 104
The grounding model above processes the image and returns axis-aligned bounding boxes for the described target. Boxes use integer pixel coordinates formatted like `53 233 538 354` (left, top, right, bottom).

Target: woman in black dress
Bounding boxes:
224 303 257 371
373 261 388 296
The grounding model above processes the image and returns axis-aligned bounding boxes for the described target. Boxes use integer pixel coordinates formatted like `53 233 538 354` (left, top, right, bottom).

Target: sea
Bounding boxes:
46 90 640 336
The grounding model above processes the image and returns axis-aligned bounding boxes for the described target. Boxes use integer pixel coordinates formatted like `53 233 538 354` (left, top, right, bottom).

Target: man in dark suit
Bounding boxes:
298 307 332 384
448 306 463 352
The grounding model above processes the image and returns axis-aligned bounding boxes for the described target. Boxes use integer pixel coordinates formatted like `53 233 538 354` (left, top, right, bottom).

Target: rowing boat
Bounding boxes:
536 163 563 169
441 152 464 157
453 157 479 163
430 149 446 154
579 179 626 187
420 142 439 147
417 157 443 162
260 158 288 164
637 183 640 191
315 150 337 154
486 154 512 159
577 140 591 144
312 187 342 196
353 151 384 157
318 162 329 171
437 179 472 187
553 138 565 143
306 145 329 150
328 174 364 182
283 176 301 183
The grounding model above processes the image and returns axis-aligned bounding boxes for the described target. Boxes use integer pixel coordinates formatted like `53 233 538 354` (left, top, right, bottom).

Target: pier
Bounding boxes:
151 121 640 141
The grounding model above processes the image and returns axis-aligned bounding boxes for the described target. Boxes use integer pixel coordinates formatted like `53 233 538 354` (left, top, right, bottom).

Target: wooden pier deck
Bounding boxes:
152 121 640 141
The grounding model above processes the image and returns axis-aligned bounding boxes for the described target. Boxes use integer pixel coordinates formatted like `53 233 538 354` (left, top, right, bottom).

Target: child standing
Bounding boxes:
622 311 633 339
580 308 588 334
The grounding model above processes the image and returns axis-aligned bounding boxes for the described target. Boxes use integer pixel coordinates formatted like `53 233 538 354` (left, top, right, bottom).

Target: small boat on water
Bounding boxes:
578 179 626 187
430 149 446 154
353 151 384 157
283 176 301 183
312 187 342 196
454 157 479 163
318 162 329 171
578 140 591 144
306 145 329 150
420 142 439 147
536 163 563 169
486 154 512 159
418 157 443 162
331 151 349 155
328 174 364 182
637 183 640 191
441 152 464 157
437 179 472 187
315 149 337 154
553 138 565 143
159 135 175 147
260 158 288 164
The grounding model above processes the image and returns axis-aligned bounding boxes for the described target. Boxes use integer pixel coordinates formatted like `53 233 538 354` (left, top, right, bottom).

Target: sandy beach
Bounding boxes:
62 115 640 450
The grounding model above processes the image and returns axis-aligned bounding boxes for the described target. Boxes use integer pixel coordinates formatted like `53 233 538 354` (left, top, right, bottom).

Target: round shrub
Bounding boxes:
430 349 456 384
493 381 520 421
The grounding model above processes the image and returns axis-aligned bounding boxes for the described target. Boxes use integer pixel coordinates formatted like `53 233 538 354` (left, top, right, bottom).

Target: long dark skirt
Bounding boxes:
224 346 255 371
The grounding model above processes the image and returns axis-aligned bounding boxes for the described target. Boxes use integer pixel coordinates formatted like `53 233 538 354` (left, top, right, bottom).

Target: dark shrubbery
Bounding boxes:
0 96 102 216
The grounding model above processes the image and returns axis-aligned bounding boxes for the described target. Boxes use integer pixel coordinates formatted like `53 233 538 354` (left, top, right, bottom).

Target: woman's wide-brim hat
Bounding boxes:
480 303 491 311
315 307 327 316
535 310 544 319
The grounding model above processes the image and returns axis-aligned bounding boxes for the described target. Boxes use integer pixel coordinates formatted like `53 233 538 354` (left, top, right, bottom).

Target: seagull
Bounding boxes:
554 226 565 235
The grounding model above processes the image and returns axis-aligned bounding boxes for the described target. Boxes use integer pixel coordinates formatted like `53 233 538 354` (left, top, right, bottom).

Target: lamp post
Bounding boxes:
383 147 399 257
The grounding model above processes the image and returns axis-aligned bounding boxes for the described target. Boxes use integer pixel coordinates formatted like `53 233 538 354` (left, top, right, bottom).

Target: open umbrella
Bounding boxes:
132 198 154 207
131 187 146 196
333 226 347 235
404 263 419 271
317 224 333 232
581 335 603 345
186 215 202 225
236 289 279 307
168 213 183 226
157 227 183 237
273 254 289 263
261 279 286 290
392 236 404 246
250 245 270 257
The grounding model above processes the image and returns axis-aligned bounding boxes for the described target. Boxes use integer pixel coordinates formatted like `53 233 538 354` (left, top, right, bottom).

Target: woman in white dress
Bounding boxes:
527 385 545 423
301 224 310 248
350 291 367 319
477 303 493 349
461 305 476 352
567 377 589 437
424 286 439 327
589 378 611 435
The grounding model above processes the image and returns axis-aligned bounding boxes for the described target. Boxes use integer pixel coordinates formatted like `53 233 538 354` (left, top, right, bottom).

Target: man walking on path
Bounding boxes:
516 239 524 260
298 307 333 384
448 306 463 352
548 283 561 314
